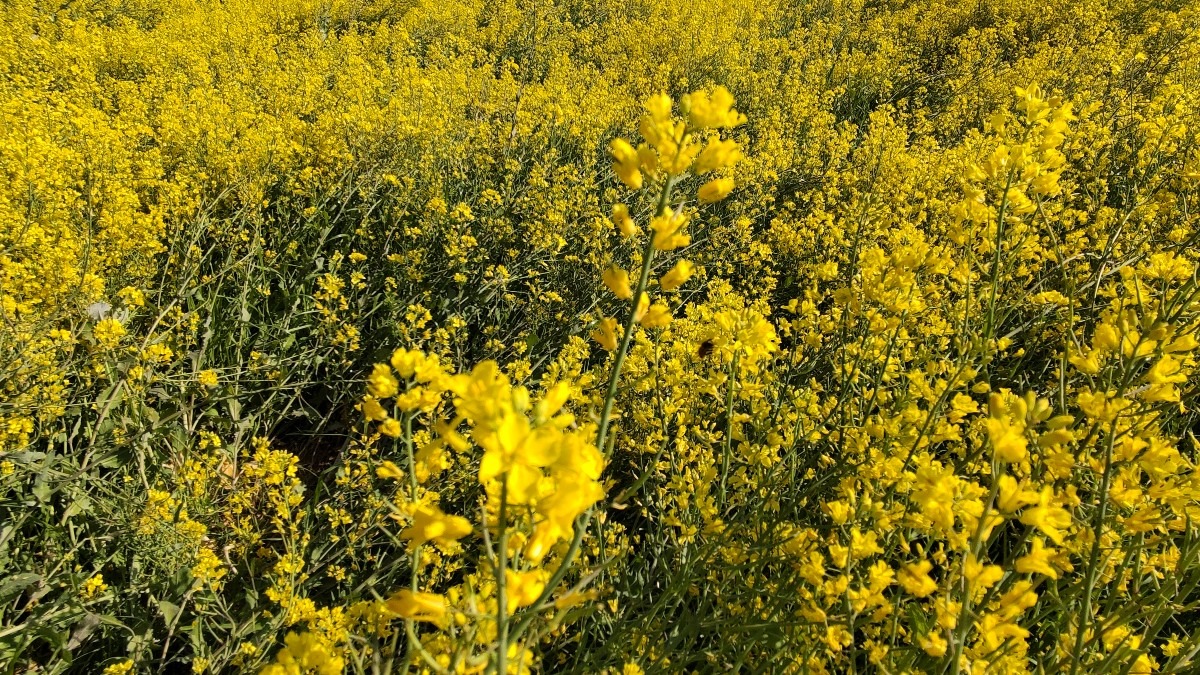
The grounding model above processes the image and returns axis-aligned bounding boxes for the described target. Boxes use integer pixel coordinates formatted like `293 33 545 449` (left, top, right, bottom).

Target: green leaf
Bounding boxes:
31 477 52 504
0 573 40 603
156 598 181 627
906 601 931 636
62 495 92 520
67 612 102 650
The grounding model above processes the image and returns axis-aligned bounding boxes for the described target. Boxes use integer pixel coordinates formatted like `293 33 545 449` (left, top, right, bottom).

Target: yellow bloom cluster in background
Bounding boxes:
1 0 1199 673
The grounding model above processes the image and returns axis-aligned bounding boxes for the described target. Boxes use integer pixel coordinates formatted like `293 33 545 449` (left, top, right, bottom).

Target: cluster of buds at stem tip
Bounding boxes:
596 87 744 350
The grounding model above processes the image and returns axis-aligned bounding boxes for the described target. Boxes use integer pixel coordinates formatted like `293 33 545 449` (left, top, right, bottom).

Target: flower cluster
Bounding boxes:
595 88 743 352
356 349 605 671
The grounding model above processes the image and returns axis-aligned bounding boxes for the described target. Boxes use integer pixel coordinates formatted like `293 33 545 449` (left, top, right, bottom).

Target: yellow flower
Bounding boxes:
997 581 1039 620
612 203 638 238
697 177 736 204
367 364 400 399
898 560 938 597
379 418 403 437
1092 323 1120 352
1164 334 1198 353
592 317 619 351
918 631 948 657
103 660 134 675
117 286 145 307
81 573 108 600
1146 355 1186 384
260 632 343 675
1019 487 1073 545
400 503 472 547
376 460 403 479
191 548 227 590
996 475 1038 513
659 260 695 291
603 265 633 300
197 370 218 388
1015 538 1059 578
526 441 605 561
974 613 1030 654
360 395 389 422
987 395 1028 463
610 138 642 190
964 554 1003 595
93 317 126 350
682 86 745 130
693 138 741 174
504 568 548 613
385 589 448 625
632 293 650 323
639 303 672 328
637 143 659 175
650 212 690 251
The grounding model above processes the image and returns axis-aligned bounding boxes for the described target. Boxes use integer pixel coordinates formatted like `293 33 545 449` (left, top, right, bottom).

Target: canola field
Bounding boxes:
2 0 1200 673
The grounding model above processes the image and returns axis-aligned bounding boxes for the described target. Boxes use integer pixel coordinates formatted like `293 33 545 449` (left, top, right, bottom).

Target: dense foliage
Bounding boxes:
2 0 1200 672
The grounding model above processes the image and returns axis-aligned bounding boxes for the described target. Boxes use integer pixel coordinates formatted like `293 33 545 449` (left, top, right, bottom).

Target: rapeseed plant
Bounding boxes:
1 1 1199 673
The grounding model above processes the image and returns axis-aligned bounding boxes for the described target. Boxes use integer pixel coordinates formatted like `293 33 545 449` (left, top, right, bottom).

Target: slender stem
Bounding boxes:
595 178 675 456
510 175 676 644
984 165 1017 343
948 459 1002 674
1070 420 1118 674
495 481 509 675
399 413 445 675
984 125 1032 346
719 352 739 503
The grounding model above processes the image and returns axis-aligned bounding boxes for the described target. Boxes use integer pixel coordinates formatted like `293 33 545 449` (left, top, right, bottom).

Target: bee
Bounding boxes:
697 339 715 359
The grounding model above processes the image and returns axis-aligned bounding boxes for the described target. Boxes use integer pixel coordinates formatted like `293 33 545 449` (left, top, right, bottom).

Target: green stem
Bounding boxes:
984 166 1017 343
948 459 1003 674
495 480 509 675
719 352 739 504
402 412 419 674
1070 420 1117 674
595 178 674 455
509 175 676 645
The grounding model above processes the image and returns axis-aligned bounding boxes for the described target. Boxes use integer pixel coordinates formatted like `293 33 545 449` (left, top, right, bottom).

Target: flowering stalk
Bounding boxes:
509 175 675 645
400 411 447 675
719 352 739 503
494 481 510 675
510 85 744 643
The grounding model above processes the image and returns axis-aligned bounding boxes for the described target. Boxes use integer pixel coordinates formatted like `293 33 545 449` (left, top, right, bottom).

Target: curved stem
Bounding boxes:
1070 420 1117 674
495 481 509 675
509 175 676 644
595 178 675 456
719 352 739 504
